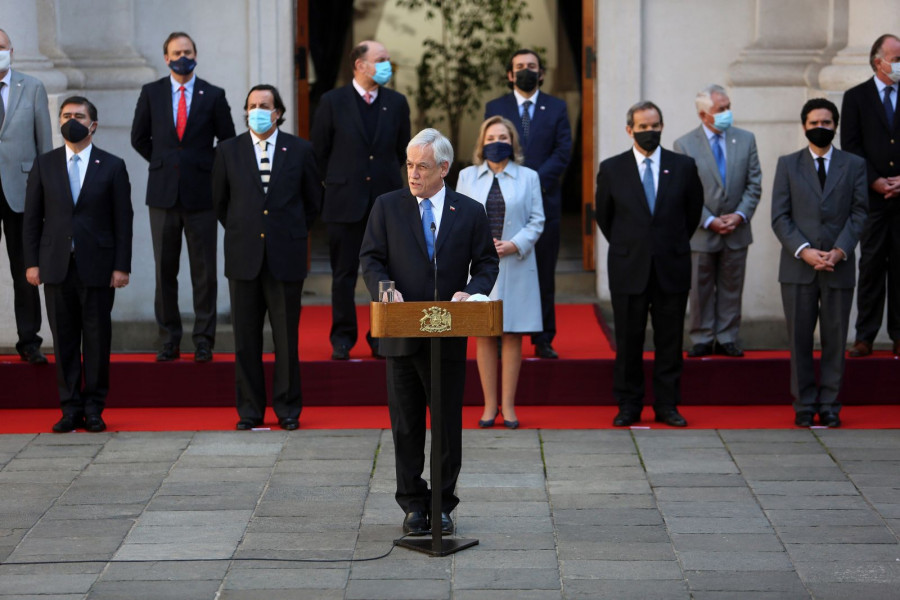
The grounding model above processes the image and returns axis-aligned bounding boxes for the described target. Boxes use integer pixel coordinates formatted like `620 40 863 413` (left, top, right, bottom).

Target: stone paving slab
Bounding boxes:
0 428 897 599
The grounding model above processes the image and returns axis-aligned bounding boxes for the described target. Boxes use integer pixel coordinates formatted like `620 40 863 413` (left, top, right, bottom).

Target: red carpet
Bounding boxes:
2 405 898 434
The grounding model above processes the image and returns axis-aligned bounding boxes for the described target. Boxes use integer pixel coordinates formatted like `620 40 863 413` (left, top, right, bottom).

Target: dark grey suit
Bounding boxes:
673 125 761 347
771 147 868 414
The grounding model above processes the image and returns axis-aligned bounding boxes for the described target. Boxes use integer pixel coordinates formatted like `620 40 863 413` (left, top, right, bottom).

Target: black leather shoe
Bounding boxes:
478 411 498 428
194 342 213 363
20 346 48 365
236 418 262 430
534 342 559 359
52 415 84 433
402 511 429 536
331 344 350 360
502 417 519 429
794 411 815 427
819 411 841 428
85 415 107 433
279 417 299 431
613 410 640 427
687 343 713 357
156 343 180 362
655 410 688 427
715 342 745 357
440 512 454 535
848 340 872 357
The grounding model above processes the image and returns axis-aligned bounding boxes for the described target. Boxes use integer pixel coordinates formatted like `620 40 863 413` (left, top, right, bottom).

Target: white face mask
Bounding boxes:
0 50 11 72
886 61 900 84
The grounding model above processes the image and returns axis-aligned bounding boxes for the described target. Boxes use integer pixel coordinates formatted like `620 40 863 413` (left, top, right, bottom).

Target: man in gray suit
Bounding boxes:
0 28 53 363
674 85 761 358
771 98 868 428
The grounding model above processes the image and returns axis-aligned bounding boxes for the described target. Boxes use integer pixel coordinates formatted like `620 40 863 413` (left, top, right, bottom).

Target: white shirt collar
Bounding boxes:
250 127 278 148
65 143 93 163
170 74 195 93
808 144 834 164
632 144 661 167
476 160 518 179
352 78 378 102
873 74 898 95
701 122 724 141
0 69 10 87
417 184 446 232
513 88 539 107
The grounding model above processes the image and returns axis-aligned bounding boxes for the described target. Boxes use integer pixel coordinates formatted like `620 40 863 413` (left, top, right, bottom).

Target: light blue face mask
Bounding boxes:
247 108 274 135
712 109 733 131
373 61 392 86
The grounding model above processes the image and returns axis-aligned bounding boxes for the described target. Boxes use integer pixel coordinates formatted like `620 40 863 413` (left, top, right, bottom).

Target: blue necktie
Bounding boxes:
521 100 532 142
642 158 656 214
68 155 81 205
713 134 726 185
885 86 895 127
421 198 435 260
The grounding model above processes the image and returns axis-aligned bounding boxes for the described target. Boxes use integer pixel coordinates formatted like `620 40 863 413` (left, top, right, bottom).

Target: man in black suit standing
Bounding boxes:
23 96 133 433
595 101 703 428
484 49 572 359
360 128 498 536
212 85 321 432
312 40 410 360
771 99 868 428
841 33 900 357
131 31 235 363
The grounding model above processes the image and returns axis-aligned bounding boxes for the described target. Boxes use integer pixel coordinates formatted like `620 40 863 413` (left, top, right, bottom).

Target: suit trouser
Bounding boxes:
149 205 217 347
0 188 43 352
229 265 304 422
611 272 688 414
689 247 748 346
531 214 559 346
854 195 900 343
386 348 465 515
781 278 852 414
327 219 370 349
44 257 114 418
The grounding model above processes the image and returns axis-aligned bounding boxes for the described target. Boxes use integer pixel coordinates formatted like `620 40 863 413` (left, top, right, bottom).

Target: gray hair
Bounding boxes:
695 84 728 114
407 128 454 167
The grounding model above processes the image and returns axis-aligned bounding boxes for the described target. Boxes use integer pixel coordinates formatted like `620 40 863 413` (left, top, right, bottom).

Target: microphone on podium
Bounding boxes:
430 222 438 301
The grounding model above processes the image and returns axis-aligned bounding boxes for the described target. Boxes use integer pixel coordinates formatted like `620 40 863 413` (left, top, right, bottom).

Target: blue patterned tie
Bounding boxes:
713 134 726 185
642 158 656 214
68 155 81 205
421 198 435 261
885 86 895 127
521 100 532 142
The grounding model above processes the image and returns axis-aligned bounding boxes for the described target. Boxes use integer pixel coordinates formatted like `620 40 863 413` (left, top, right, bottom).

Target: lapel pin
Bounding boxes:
449 205 456 211
198 90 204 95
281 147 287 152
540 105 546 110
663 169 670 174
94 159 100 164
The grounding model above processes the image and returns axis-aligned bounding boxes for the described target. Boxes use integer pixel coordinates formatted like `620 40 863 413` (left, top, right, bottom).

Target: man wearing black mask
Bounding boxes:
771 98 868 428
484 49 572 360
595 101 703 428
131 31 235 363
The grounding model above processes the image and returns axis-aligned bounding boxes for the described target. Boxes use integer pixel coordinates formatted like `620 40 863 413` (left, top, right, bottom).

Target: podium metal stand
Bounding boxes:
371 300 502 556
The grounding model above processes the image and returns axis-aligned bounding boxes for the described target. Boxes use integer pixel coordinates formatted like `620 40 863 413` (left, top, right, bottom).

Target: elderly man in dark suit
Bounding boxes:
312 40 411 361
841 33 900 357
23 96 133 433
0 27 53 364
131 31 235 363
595 101 703 428
674 84 762 358
212 84 321 432
360 128 498 536
484 48 572 359
772 98 868 428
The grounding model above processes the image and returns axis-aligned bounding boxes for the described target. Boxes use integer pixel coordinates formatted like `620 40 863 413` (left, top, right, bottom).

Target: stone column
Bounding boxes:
820 0 900 91
1 0 68 92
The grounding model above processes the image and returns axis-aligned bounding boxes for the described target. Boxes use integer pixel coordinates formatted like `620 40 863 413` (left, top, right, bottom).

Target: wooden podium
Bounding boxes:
370 300 502 556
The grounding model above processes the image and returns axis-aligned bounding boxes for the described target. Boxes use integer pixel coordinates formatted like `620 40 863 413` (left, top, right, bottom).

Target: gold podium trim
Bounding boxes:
370 301 502 338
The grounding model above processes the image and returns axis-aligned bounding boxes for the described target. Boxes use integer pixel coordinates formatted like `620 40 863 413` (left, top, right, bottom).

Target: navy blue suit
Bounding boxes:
485 91 571 346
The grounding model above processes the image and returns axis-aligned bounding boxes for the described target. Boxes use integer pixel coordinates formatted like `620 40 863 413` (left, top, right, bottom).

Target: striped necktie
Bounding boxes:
259 140 270 194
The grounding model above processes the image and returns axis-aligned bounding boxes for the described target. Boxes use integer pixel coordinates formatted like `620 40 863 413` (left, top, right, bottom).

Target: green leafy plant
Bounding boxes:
396 0 532 145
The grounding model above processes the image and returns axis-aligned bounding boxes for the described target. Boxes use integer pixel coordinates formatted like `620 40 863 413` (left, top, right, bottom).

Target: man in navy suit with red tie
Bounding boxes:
484 49 572 359
24 96 133 433
131 31 235 363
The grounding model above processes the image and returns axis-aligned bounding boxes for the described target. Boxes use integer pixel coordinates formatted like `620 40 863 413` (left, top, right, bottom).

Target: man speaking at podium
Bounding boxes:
360 128 499 536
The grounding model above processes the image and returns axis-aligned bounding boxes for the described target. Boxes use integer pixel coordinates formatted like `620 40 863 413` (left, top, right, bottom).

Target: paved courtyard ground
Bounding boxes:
1 428 898 599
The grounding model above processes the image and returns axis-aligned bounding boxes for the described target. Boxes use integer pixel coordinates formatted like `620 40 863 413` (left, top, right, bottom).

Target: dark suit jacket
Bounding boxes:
484 91 572 218
595 148 704 295
131 76 235 210
212 131 322 282
771 148 868 288
311 84 410 223
359 187 499 359
841 78 900 189
23 146 133 286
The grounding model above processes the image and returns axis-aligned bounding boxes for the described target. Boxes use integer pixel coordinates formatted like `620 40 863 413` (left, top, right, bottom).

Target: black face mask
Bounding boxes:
60 119 91 143
633 130 661 154
805 127 835 149
168 56 197 76
515 69 539 93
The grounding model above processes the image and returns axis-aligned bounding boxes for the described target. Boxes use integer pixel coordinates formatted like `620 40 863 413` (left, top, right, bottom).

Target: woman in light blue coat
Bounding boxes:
456 116 544 429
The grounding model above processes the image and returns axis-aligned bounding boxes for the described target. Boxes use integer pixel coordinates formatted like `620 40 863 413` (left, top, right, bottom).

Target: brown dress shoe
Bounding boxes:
848 340 872 357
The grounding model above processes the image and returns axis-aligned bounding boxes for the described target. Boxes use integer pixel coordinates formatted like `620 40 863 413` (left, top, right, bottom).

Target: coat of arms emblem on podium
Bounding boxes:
419 306 452 333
